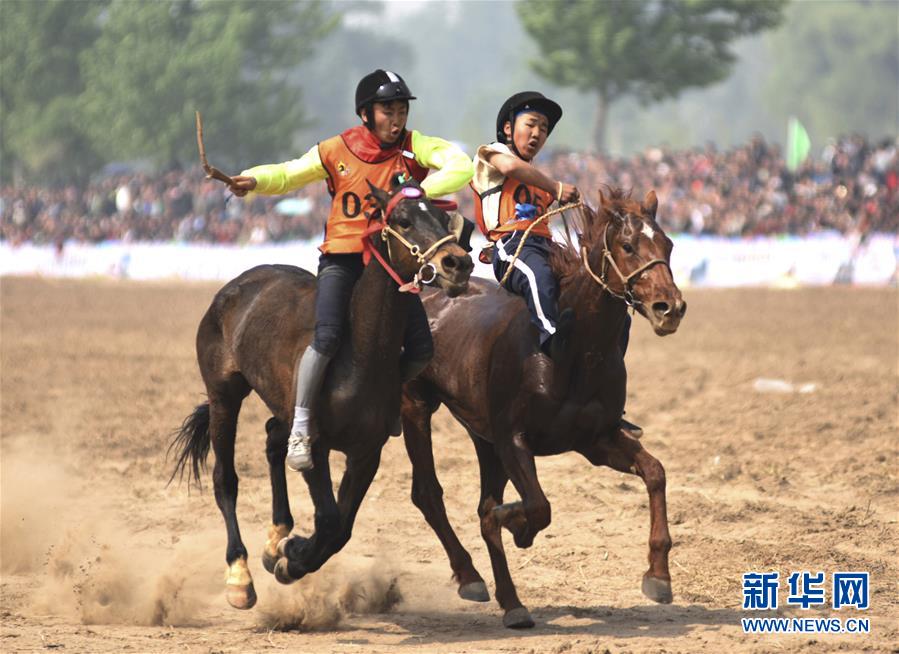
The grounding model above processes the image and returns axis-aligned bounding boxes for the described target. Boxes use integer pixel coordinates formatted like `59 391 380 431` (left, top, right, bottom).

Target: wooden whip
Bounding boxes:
195 111 236 186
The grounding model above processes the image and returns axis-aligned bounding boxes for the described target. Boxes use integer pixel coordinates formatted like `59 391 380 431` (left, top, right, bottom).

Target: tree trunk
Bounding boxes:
593 92 609 153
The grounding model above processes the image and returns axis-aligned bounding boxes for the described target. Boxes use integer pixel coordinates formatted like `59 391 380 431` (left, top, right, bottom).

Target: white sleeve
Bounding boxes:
472 142 512 232
471 142 511 195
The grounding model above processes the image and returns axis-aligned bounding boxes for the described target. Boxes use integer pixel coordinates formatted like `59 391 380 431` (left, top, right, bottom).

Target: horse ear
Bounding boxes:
642 190 658 218
365 179 390 209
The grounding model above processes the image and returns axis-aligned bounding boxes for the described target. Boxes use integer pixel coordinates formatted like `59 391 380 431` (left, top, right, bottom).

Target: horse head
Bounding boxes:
366 179 473 297
579 187 686 336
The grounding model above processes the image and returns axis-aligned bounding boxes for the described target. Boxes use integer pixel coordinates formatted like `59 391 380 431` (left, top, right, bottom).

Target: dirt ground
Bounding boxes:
1 276 896 654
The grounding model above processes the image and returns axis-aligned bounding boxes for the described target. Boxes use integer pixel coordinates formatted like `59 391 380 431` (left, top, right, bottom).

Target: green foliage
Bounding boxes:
517 0 787 149
79 0 337 171
0 0 336 183
763 0 898 145
1 0 108 183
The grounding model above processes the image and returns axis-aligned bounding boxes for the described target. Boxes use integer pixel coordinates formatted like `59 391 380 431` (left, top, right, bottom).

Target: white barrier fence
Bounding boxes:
2 233 896 287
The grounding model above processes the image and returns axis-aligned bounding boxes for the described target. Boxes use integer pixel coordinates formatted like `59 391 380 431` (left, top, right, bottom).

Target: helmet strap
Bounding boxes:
361 105 375 130
507 112 527 160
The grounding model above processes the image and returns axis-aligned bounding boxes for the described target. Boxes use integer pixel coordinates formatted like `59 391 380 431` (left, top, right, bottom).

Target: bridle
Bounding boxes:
362 186 458 294
580 212 671 308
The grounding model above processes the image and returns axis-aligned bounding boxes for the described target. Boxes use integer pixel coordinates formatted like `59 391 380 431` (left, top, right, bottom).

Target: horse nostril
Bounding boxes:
652 301 670 316
678 300 687 317
442 254 458 270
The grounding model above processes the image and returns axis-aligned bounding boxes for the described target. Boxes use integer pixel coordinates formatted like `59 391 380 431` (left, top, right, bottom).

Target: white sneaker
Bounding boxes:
286 432 313 471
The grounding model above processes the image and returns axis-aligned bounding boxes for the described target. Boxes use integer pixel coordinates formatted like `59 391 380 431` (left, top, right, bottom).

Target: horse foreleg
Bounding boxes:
328 448 382 555
580 430 673 604
274 445 340 584
471 436 534 629
262 417 293 574
276 446 380 581
402 392 488 602
209 399 256 610
493 433 551 549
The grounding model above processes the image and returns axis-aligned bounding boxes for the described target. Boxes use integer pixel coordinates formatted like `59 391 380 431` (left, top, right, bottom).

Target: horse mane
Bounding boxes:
548 186 643 285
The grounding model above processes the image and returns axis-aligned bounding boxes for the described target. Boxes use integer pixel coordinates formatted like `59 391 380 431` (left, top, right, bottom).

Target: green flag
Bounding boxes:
786 116 811 172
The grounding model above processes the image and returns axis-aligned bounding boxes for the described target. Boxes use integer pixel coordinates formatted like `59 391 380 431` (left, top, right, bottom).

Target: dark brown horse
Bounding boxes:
170 181 473 610
401 188 686 628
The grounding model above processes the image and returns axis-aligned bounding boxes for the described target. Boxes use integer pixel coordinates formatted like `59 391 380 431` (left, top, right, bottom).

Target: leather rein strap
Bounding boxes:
581 221 670 308
362 188 458 294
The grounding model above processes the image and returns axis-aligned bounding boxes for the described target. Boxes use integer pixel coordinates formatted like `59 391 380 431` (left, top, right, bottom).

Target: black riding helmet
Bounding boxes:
495 91 563 144
355 69 417 117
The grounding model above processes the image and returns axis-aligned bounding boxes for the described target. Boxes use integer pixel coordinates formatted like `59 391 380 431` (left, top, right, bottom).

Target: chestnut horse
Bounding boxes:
170 181 473 610
401 188 686 628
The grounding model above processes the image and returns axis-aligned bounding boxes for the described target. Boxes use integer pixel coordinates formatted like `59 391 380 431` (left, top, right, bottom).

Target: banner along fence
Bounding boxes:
1 232 896 287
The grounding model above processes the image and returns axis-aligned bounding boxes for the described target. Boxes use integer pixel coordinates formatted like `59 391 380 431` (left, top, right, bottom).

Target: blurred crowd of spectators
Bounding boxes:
2 134 896 247
542 134 898 238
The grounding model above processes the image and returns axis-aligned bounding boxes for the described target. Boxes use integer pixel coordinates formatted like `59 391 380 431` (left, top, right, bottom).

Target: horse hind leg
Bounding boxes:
581 430 673 604
471 436 534 629
207 377 256 609
492 432 551 549
402 389 488 602
262 417 293 574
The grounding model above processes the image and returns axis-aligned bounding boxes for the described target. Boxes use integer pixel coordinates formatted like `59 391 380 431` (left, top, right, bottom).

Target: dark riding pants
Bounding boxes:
312 253 433 363
492 232 632 354
492 233 559 346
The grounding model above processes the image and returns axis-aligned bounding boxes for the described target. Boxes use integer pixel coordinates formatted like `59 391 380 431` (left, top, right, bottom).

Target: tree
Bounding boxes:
763 0 898 145
517 0 787 151
0 0 108 183
78 0 337 171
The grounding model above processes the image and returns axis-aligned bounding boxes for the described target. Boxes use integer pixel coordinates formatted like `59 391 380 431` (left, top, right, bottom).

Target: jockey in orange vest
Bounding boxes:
470 92 642 438
228 70 473 471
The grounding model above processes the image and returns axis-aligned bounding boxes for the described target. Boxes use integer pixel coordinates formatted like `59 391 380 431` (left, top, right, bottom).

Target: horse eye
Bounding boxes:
623 242 635 254
397 217 412 229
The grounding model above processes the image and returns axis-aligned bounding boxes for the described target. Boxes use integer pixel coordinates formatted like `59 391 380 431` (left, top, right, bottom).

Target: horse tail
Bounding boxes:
168 402 211 488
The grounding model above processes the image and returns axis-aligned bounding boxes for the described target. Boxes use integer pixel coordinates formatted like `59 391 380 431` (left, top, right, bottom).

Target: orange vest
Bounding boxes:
472 177 554 242
317 131 428 254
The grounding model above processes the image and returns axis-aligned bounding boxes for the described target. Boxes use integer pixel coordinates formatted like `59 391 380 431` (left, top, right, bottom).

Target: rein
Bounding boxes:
497 201 584 286
362 187 458 294
581 221 671 308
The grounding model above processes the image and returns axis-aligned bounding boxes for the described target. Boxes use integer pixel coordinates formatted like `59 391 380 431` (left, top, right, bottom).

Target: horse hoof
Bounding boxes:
273 557 306 585
262 548 278 574
503 606 535 629
512 531 535 549
226 581 257 610
642 574 673 604
458 581 490 602
273 557 297 585
276 536 290 558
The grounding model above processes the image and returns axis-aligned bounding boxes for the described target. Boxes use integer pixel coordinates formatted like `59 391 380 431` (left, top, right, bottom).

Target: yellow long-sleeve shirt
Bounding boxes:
241 130 472 199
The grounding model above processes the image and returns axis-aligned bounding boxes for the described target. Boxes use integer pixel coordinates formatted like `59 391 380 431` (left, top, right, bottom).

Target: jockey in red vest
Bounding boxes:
228 70 473 471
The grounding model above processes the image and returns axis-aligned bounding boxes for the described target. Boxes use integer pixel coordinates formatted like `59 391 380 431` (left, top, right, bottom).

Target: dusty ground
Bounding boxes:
1 276 896 654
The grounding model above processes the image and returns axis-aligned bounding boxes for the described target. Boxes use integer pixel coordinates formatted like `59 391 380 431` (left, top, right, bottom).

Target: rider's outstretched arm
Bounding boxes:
236 145 330 196
411 131 474 198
